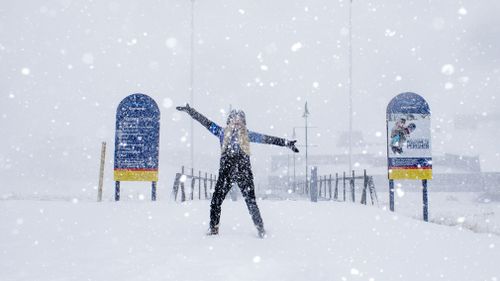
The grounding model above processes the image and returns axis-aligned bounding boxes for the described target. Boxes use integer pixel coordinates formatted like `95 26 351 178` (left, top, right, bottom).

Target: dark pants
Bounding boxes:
210 152 264 230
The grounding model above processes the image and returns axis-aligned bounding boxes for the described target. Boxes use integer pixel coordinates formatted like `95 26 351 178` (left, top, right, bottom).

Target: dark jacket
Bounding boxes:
186 107 289 148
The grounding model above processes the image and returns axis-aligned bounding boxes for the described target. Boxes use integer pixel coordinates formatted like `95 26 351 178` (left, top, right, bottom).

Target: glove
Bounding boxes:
287 140 299 153
176 103 191 112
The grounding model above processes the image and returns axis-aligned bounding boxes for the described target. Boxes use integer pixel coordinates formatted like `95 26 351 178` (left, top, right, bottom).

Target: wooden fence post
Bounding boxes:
198 170 201 200
310 167 318 202
97 141 106 202
328 174 332 200
319 176 322 198
351 170 356 202
190 168 195 200
209 174 214 199
180 166 186 202
172 173 181 201
343 172 346 202
361 169 368 205
204 172 208 199
334 173 338 200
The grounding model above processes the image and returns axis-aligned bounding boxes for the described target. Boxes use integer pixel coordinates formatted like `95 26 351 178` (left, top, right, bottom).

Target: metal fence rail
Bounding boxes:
296 168 379 205
172 166 217 202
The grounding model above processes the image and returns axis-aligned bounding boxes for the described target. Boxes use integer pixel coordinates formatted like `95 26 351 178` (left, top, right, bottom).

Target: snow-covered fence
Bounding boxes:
172 166 217 202
296 168 378 205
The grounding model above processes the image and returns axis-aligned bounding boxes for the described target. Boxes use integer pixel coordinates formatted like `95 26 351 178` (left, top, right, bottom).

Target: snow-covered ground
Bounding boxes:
1 197 499 281
377 191 500 236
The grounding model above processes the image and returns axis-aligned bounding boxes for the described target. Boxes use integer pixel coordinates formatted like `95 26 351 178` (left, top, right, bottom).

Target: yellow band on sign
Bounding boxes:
389 168 432 180
114 169 159 181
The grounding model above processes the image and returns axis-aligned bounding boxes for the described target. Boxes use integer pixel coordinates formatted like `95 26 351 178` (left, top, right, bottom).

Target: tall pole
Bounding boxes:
305 114 308 191
292 128 296 192
190 0 195 169
348 0 353 172
303 102 310 192
287 154 290 192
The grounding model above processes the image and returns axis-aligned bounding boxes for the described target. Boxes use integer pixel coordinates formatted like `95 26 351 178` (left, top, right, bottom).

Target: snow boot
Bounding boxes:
257 226 266 239
206 227 219 236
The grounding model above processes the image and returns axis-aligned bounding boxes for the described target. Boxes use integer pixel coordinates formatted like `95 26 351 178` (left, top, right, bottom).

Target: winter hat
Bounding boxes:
226 109 246 125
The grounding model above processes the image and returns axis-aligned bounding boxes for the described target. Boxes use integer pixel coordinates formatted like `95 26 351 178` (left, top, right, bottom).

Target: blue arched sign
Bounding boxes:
386 92 432 221
386 92 432 180
114 93 160 200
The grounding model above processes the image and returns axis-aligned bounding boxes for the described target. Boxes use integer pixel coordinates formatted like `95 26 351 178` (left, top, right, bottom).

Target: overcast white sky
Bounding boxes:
1 0 499 196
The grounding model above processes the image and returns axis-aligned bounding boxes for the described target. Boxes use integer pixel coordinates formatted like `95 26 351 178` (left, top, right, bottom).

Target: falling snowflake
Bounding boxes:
21 68 30 75
291 42 303 52
441 64 455 75
385 29 396 37
180 175 187 183
396 188 405 198
165 38 178 49
162 98 173 108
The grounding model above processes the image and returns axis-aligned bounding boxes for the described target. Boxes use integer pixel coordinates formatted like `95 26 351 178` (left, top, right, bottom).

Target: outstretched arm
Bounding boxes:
248 130 299 153
176 104 222 137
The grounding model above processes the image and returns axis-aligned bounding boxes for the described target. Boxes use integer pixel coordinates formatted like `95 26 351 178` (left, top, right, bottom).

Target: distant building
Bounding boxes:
268 152 499 192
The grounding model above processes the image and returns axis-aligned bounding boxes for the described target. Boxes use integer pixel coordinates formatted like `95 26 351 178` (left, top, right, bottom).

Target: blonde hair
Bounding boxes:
222 125 251 155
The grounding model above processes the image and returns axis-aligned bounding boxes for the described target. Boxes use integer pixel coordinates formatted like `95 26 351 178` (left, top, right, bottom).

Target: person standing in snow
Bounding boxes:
176 104 299 238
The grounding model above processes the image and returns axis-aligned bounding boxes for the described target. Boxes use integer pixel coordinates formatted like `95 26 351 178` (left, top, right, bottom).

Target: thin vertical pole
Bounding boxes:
318 175 322 197
189 0 195 170
343 171 346 202
389 179 395 212
287 154 290 191
305 113 308 193
334 173 339 200
293 153 296 192
97 141 106 202
190 168 195 200
423 180 429 222
209 174 213 194
292 128 297 193
351 170 356 202
152 181 157 201
324 176 327 197
198 170 201 200
329 174 332 200
204 172 208 199
348 0 353 173
181 166 186 202
115 181 120 201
